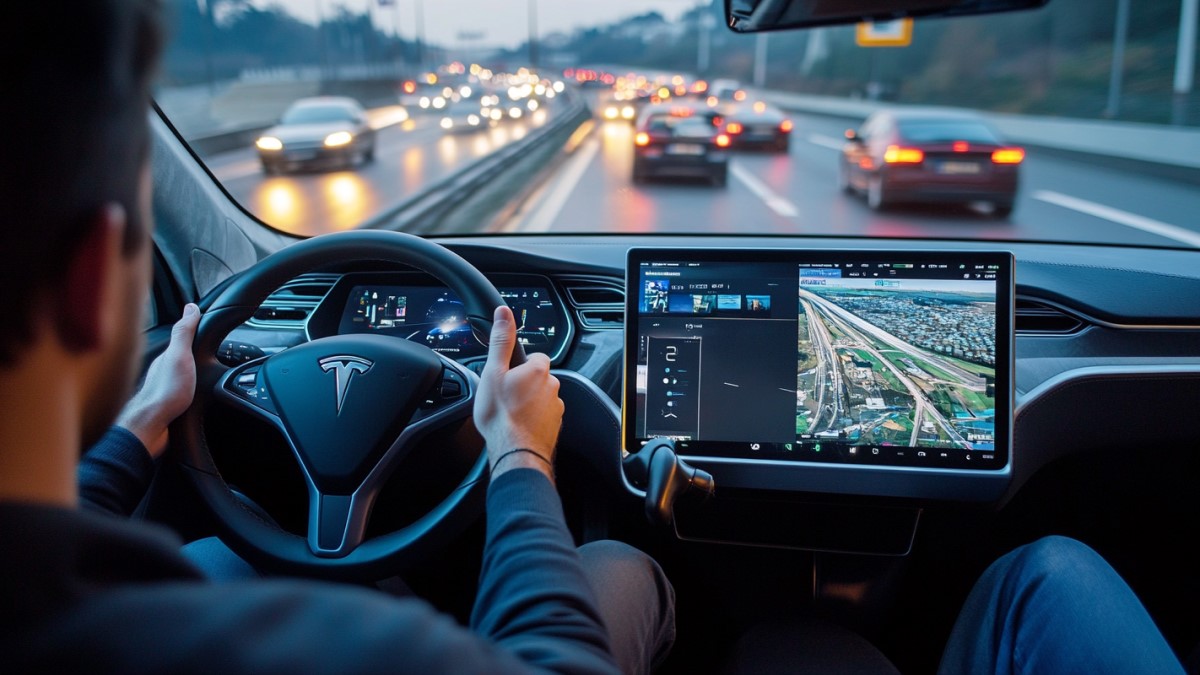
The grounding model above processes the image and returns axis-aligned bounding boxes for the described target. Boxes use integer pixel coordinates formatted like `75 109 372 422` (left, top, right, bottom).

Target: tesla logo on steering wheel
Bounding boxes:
318 355 373 415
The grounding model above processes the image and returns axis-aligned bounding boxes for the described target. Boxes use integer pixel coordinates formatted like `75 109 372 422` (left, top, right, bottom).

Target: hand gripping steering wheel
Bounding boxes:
173 230 525 579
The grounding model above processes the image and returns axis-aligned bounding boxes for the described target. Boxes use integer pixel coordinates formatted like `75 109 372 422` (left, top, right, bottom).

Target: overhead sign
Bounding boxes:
856 19 913 47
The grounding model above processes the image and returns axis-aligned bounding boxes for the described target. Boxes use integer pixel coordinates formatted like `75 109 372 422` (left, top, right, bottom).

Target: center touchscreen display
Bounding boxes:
624 249 1013 471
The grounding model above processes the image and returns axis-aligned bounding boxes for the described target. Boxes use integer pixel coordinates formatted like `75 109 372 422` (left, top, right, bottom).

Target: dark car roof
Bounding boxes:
718 102 786 122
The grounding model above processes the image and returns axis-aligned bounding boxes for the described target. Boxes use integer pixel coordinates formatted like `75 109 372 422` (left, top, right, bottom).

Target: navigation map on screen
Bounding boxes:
625 250 1012 471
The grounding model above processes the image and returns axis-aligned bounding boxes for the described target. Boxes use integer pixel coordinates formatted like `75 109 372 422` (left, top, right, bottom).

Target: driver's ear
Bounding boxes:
54 203 128 353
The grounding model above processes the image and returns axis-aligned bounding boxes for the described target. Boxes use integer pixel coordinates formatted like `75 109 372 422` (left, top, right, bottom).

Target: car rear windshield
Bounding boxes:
897 120 1000 144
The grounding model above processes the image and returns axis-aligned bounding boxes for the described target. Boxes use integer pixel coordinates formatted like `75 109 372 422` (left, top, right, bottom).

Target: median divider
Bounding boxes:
371 92 591 235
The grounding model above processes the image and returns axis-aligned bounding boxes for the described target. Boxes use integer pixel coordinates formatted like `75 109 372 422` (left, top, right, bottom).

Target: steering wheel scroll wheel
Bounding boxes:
174 230 527 578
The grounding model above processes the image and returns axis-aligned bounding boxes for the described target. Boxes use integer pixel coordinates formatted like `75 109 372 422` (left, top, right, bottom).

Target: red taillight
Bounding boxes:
991 147 1025 164
884 145 924 164
780 119 794 133
726 122 743 134
635 132 650 147
953 141 969 152
715 134 731 148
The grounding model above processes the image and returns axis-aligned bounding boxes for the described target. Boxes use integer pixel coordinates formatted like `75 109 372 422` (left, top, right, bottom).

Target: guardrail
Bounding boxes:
759 90 1200 184
372 91 591 234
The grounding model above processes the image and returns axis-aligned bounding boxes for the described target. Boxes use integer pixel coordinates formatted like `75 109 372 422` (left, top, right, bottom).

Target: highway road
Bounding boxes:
191 87 1200 248
200 104 560 237
500 101 1200 249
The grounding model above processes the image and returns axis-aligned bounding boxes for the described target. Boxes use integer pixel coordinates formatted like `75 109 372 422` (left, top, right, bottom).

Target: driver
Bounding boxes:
0 1 673 673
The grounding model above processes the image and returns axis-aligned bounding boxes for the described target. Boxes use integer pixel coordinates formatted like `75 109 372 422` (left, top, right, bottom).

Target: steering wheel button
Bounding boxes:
440 380 462 398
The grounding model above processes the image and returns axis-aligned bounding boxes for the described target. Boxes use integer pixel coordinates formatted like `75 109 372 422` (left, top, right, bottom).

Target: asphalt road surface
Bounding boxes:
194 90 1200 249
499 105 1200 250
201 104 559 237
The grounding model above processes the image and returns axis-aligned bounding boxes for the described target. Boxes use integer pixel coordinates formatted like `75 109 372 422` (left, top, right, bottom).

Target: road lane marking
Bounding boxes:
730 163 799 218
510 136 600 233
1032 190 1200 248
808 133 845 151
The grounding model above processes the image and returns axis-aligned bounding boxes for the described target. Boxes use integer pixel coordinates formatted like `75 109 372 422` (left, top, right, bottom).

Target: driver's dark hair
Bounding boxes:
0 0 165 365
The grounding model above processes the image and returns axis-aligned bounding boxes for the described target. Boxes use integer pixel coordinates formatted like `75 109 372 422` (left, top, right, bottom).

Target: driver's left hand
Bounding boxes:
116 303 201 457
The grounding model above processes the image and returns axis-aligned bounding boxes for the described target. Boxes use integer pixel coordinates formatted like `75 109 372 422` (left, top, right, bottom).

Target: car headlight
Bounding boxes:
440 117 454 129
256 136 283 151
467 114 480 126
622 106 635 119
604 106 619 119
323 131 353 147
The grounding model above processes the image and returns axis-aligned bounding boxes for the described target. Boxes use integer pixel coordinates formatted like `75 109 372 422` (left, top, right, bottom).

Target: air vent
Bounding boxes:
579 309 624 329
566 285 624 306
1015 299 1086 335
246 273 339 330
559 275 625 331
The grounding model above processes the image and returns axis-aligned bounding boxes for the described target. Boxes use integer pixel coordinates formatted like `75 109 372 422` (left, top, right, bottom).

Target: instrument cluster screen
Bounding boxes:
327 278 567 362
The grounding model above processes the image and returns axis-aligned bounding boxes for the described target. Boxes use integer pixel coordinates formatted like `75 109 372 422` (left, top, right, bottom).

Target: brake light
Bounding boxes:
635 132 650 146
953 141 969 152
780 120 794 133
726 122 743 134
884 145 924 164
715 134 731 148
991 147 1025 164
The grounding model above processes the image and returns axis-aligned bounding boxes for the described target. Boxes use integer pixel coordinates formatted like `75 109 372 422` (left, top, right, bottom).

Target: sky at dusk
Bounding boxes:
264 0 699 49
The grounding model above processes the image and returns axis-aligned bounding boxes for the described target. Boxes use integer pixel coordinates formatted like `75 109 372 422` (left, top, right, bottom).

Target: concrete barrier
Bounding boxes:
759 90 1200 183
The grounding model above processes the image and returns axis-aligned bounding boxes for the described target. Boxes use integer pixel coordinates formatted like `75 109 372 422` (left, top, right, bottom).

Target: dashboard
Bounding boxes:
225 234 1200 509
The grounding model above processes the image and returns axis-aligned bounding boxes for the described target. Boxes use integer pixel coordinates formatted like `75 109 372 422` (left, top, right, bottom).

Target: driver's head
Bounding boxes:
0 0 165 447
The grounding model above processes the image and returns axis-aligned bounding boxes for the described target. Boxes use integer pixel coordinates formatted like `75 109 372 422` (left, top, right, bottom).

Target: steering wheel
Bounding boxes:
173 230 524 579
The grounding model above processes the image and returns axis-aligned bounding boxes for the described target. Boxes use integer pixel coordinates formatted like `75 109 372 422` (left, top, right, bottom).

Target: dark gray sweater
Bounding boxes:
0 428 617 673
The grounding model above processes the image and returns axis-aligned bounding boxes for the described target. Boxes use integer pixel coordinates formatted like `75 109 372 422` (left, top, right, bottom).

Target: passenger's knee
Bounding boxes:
1007 535 1109 588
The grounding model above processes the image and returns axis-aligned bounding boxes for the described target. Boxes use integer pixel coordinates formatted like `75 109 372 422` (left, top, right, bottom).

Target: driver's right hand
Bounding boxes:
473 305 562 482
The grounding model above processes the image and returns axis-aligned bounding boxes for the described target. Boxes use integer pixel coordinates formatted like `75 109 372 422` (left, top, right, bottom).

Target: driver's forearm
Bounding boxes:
77 426 155 517
470 468 619 675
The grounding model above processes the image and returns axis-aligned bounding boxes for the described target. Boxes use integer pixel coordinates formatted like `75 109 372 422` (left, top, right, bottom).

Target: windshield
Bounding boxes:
897 121 999 144
154 0 1200 248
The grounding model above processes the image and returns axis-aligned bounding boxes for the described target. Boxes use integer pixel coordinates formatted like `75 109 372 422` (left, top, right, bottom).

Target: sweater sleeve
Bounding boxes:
77 426 155 517
471 468 619 674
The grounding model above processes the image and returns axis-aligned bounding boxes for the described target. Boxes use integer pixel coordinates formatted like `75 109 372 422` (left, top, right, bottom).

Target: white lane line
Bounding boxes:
808 133 845 151
730 162 799 218
510 136 600 233
1032 190 1200 248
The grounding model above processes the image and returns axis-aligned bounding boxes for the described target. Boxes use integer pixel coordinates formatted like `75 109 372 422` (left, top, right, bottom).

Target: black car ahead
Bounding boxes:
255 96 377 174
632 104 730 187
717 101 794 152
840 108 1024 217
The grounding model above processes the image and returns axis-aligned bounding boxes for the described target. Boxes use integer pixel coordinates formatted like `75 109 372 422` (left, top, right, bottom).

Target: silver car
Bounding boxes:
255 97 376 174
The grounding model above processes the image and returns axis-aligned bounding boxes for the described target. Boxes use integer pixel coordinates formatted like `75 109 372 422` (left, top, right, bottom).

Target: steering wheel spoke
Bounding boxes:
214 357 281 421
178 230 511 577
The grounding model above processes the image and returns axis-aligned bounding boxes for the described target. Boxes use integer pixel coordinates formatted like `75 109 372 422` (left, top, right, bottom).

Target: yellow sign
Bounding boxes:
856 18 913 47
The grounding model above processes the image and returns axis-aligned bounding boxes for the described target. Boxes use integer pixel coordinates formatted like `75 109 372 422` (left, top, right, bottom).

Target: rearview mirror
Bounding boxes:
725 0 1049 33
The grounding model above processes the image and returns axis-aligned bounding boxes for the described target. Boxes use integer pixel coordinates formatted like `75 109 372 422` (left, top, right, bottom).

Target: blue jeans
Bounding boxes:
183 538 675 675
939 535 1185 674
